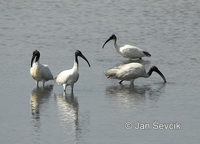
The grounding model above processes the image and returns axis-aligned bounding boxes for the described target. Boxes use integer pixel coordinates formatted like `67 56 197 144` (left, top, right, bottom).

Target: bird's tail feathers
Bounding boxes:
105 69 118 79
143 51 151 57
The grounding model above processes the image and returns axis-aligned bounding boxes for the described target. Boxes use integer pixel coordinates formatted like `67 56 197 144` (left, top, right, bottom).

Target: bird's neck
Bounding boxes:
35 55 40 63
113 39 120 52
31 61 40 68
147 68 153 77
35 60 40 65
73 58 79 71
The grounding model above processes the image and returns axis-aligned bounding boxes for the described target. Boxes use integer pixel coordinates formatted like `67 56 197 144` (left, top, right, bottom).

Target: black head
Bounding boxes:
75 50 82 56
151 66 159 71
109 34 117 40
31 50 40 67
75 50 90 67
33 50 40 56
148 66 167 83
102 34 117 48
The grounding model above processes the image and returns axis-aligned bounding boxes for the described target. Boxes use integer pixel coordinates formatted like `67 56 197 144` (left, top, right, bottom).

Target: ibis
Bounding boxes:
102 34 151 59
30 50 53 87
56 50 90 93
31 85 53 117
105 63 166 85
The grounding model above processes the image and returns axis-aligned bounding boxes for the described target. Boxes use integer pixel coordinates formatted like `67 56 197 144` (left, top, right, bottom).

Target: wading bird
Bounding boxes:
30 50 53 87
105 63 166 85
56 50 90 93
102 34 151 59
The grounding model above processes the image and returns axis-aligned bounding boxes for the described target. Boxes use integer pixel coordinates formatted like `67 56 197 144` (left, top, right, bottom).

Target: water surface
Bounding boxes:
0 0 200 143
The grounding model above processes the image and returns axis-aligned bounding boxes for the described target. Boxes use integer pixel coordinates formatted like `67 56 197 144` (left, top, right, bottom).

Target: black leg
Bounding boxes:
119 80 123 85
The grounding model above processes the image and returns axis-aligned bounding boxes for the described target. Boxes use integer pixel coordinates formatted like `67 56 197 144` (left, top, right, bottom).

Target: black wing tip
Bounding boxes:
143 51 151 57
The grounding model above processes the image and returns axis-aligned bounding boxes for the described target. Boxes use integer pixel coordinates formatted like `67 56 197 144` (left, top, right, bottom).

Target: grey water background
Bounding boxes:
0 0 199 143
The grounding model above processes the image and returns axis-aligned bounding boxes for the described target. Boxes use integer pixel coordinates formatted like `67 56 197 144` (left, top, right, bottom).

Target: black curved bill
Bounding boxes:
102 37 113 48
80 54 91 67
155 69 167 83
31 55 36 67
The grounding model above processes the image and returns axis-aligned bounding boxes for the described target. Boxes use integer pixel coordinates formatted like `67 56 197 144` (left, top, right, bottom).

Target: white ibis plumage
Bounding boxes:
102 34 151 59
56 50 90 93
30 50 53 87
105 62 166 85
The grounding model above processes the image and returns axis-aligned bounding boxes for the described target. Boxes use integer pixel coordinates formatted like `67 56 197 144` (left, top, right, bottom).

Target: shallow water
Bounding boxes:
0 0 200 143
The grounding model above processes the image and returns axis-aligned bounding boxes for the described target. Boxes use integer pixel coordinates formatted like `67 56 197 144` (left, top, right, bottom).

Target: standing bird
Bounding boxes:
56 50 90 93
30 50 53 87
105 63 166 85
102 34 151 59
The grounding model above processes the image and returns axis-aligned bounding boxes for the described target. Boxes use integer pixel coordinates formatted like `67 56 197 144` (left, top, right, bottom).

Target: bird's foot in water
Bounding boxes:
130 80 135 86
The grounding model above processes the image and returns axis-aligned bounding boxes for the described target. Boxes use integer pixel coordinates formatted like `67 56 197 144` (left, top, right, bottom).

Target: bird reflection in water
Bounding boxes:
106 84 165 108
30 85 53 131
54 92 79 138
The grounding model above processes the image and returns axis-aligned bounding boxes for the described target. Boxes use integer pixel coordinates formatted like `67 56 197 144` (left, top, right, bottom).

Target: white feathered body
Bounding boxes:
105 63 148 81
115 44 151 59
30 62 53 82
56 63 79 87
118 45 148 59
